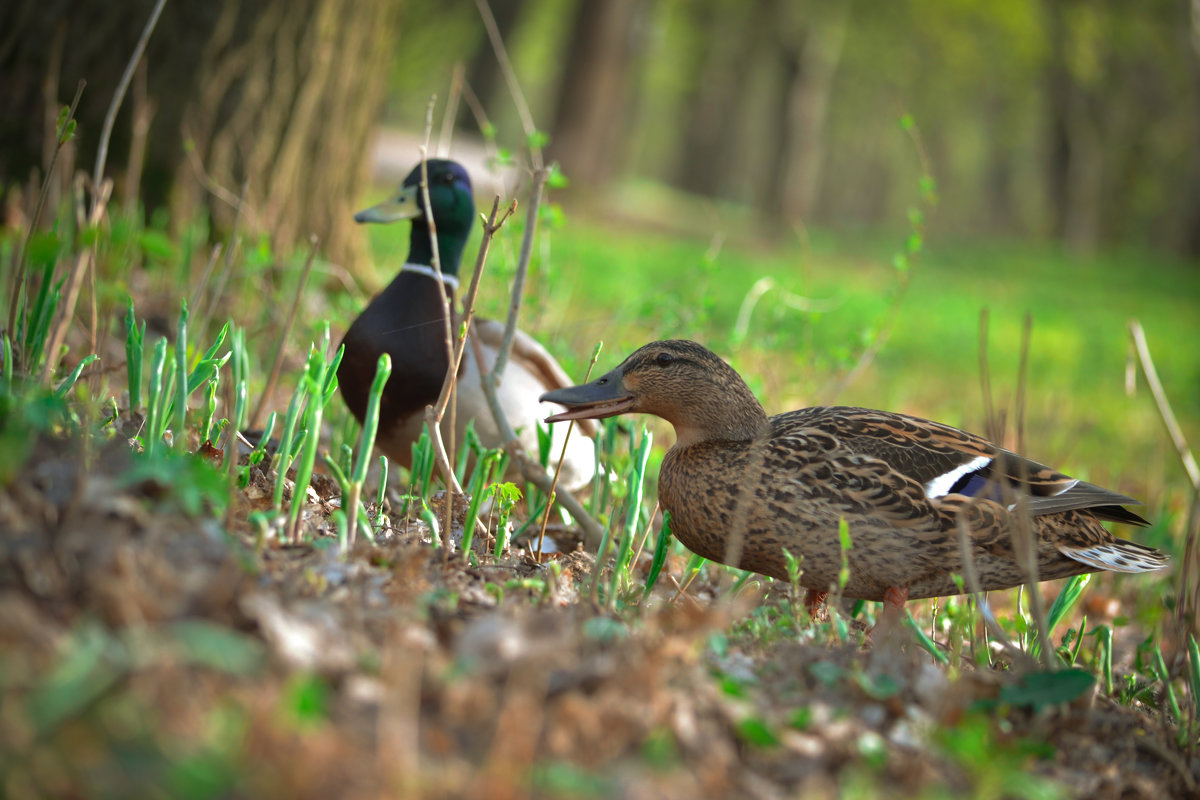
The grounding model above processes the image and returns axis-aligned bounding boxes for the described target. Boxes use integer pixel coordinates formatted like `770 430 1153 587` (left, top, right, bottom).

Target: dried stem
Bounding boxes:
406 96 468 543
123 57 155 209
181 121 245 212
91 0 168 213
535 346 603 562
489 169 546 383
187 243 224 320
39 175 112 387
469 1 604 542
437 63 464 157
8 80 85 346
424 196 516 544
1129 319 1200 662
955 507 1035 670
455 83 506 207
1129 321 1200 489
473 0 542 170
432 197 517 420
194 180 248 337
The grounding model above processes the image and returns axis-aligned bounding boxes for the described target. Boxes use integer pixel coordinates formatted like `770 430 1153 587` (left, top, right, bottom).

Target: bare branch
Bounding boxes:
473 0 542 169
1129 320 1200 489
92 0 168 207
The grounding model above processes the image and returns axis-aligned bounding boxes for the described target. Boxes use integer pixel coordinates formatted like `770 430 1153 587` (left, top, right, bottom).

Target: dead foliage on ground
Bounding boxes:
1 432 1196 800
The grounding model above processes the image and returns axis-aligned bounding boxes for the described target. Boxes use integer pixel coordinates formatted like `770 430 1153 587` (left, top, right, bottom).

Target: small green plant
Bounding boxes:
124 297 145 412
642 511 673 598
608 426 653 607
1030 574 1090 662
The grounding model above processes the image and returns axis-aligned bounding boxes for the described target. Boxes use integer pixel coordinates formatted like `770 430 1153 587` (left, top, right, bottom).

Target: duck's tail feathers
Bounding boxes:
1059 539 1169 574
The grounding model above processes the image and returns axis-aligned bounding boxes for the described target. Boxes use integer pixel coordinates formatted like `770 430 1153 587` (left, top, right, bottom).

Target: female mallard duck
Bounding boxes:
338 159 595 490
541 340 1168 614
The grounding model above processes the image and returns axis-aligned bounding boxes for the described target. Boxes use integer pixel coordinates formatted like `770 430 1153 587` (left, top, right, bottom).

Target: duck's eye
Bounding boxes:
441 172 456 184
655 352 674 367
597 377 608 385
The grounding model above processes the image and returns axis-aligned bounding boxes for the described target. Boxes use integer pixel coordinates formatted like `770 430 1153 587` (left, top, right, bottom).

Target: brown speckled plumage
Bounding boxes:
542 340 1168 604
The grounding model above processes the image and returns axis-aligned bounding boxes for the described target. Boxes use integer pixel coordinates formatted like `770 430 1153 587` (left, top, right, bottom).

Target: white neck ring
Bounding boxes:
402 262 459 291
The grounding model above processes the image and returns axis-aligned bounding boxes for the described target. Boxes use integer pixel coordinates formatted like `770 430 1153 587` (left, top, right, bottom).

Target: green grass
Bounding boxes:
5 171 1198 798
358 197 1199 577
364 210 1199 504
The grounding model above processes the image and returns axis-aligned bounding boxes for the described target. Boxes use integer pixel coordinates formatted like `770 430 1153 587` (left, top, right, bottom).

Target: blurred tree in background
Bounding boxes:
1 0 400 267
2 0 1197 259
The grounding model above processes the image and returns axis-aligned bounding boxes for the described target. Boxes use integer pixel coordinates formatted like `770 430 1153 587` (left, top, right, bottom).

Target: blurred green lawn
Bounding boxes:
362 198 1200 530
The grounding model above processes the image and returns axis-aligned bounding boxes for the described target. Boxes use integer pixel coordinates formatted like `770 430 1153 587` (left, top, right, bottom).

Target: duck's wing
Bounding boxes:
471 319 597 438
779 406 1148 526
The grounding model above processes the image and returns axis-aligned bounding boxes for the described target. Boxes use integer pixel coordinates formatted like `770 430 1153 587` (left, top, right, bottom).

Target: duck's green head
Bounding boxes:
355 159 475 273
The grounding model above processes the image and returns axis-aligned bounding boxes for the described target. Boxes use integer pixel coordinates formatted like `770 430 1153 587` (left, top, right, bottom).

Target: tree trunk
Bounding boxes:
0 0 400 270
981 93 1017 235
1178 0 1200 257
168 0 400 270
764 0 848 224
1042 0 1072 238
671 2 749 198
1042 0 1104 252
548 0 649 189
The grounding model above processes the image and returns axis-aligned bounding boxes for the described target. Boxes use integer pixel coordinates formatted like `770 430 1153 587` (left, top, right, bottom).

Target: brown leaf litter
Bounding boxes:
0 433 1196 799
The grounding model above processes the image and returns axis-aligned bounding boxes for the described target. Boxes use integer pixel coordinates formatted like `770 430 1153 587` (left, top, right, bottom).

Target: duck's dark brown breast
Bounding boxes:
338 273 456 429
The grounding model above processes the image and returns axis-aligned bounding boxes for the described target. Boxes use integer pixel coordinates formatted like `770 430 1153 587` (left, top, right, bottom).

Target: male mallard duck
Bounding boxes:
338 159 595 490
541 340 1168 614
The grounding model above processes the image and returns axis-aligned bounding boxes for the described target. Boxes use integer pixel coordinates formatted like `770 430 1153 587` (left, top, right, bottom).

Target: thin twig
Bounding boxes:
181 122 246 212
1129 319 1200 670
410 96 464 545
194 180 248 337
91 0 168 214
433 197 517 419
628 500 661 573
437 63 464 158
1129 321 1200 489
458 81 503 184
39 175 112 387
250 234 320 429
187 243 224 321
956 506 1035 669
535 346 603 562
473 0 542 170
430 196 515 545
469 2 603 542
489 168 546 383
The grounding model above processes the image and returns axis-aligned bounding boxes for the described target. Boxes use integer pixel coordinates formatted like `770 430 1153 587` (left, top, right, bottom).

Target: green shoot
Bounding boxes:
344 352 390 548
124 298 145 412
489 481 521 559
460 450 500 560
609 426 653 607
642 512 672 598
54 355 98 399
1031 573 1090 662
284 329 337 542
173 301 189 450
